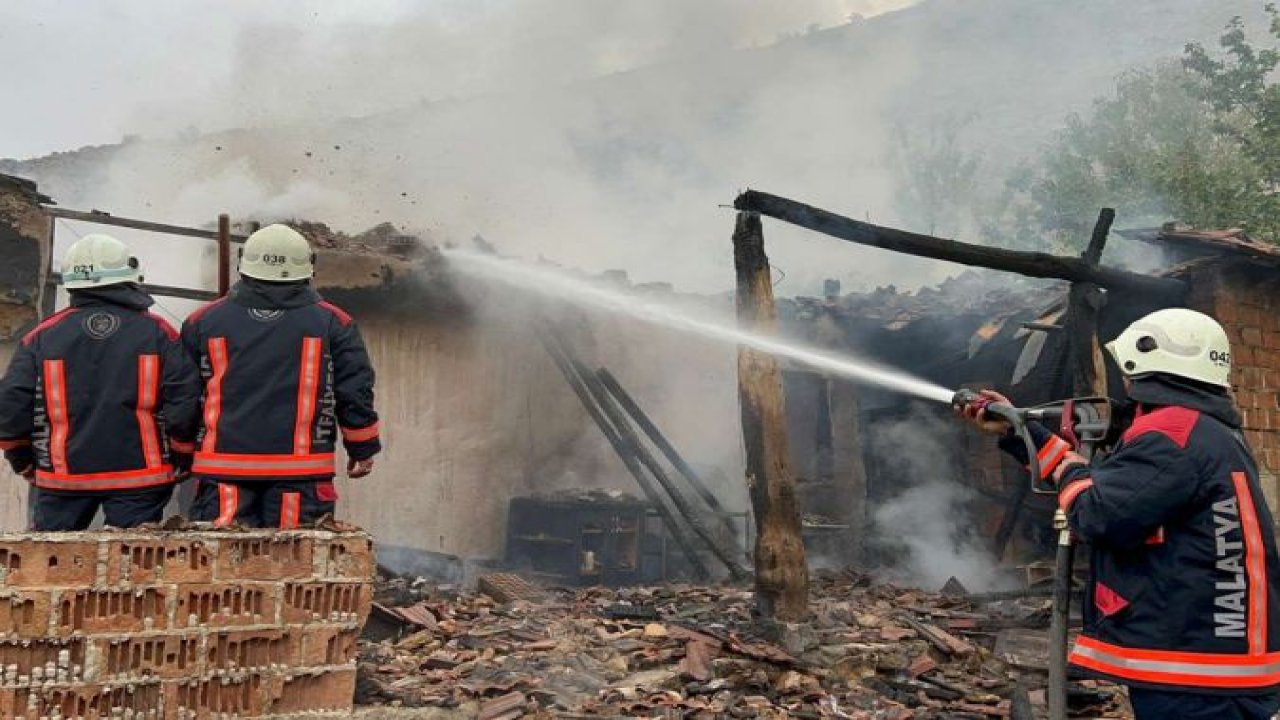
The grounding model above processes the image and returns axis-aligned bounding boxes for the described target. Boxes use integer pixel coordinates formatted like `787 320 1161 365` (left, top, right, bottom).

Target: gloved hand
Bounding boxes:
955 389 1014 435
172 452 194 481
4 446 35 481
347 457 375 479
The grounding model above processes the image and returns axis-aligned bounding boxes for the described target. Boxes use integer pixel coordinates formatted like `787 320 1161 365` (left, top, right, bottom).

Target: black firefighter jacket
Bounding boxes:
181 279 380 482
0 286 201 492
1004 376 1280 693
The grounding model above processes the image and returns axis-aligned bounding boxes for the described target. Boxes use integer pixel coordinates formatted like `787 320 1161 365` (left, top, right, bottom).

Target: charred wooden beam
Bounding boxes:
538 327 711 579
1067 209 1114 396
733 211 809 621
581 365 749 580
733 190 1186 298
597 369 737 524
544 328 746 578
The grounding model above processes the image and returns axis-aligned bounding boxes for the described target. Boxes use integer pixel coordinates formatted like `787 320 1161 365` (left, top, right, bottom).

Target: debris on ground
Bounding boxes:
357 570 1132 718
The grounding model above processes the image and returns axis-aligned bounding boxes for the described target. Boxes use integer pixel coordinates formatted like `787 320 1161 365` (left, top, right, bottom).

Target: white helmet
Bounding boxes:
239 224 315 281
60 234 143 289
1106 308 1232 388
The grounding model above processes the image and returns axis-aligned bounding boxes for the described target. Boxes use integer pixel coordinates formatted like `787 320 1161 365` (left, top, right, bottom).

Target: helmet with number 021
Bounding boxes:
60 234 143 289
1105 308 1233 388
238 224 315 281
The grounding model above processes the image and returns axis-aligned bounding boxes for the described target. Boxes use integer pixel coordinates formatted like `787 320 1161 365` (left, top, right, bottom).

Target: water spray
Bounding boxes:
444 249 956 405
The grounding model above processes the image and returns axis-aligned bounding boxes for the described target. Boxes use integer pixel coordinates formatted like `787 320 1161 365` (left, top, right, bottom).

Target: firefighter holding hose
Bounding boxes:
959 309 1280 720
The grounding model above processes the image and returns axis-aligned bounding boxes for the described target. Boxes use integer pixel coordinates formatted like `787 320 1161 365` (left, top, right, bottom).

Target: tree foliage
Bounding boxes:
888 113 982 238
994 5 1280 249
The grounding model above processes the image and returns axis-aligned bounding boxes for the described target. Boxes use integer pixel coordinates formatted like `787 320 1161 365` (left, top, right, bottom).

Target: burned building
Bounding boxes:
2 173 1278 592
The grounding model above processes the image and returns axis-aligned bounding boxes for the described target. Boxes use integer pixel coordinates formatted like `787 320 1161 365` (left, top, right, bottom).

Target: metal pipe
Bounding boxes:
1048 512 1074 720
45 207 248 241
48 273 219 302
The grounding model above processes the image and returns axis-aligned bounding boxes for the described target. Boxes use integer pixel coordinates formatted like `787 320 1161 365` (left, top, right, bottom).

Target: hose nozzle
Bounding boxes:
952 388 1022 425
952 388 989 411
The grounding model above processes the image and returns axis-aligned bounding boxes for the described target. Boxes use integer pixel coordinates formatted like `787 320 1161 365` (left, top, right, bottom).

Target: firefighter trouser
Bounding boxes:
189 479 337 529
1128 687 1280 720
31 484 174 531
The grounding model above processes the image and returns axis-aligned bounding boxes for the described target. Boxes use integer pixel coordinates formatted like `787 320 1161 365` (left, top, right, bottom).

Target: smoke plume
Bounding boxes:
867 407 1013 592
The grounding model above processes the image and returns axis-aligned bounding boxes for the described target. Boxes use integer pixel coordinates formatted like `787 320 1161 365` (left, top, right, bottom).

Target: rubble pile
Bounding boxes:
357 571 1131 719
791 271 1055 329
285 219 427 258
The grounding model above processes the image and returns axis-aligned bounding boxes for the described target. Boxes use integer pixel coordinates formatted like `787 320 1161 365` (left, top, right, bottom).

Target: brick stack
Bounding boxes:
1187 262 1280 514
0 528 373 719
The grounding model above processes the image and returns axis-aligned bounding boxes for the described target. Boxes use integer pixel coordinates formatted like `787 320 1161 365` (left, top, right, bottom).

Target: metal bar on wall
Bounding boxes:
45 207 248 242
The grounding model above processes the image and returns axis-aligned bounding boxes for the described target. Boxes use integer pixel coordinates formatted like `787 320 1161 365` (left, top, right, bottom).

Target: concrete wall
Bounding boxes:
332 288 747 570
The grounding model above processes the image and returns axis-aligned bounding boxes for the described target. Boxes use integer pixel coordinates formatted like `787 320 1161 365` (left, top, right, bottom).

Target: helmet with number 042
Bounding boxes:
238 224 315 281
1105 308 1233 388
60 234 143 289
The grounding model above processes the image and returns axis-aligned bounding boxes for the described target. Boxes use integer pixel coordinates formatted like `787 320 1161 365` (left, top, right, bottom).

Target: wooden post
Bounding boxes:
539 329 712 579
217 214 231 297
827 379 868 566
1067 209 1115 396
733 211 809 621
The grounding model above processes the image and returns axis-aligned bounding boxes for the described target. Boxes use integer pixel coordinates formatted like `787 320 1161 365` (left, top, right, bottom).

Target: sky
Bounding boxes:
1 0 919 160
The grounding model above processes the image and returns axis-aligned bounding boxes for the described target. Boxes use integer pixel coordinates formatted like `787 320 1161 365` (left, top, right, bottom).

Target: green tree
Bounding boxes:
991 6 1280 248
888 113 982 238
1184 3 1280 193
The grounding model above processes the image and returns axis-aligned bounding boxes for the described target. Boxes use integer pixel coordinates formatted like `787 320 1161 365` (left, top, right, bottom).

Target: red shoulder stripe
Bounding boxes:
144 312 179 341
318 300 353 327
1122 406 1199 449
21 308 78 346
185 297 229 325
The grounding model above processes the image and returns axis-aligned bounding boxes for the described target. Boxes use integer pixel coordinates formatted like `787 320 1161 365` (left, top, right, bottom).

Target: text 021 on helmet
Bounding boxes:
60 234 143 289
1105 308 1232 388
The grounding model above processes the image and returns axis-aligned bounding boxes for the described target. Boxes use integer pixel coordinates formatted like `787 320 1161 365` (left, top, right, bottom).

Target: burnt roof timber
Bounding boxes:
734 190 1187 298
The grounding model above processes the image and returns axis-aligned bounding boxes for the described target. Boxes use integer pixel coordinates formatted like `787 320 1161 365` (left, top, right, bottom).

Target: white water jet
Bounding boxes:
445 250 956 405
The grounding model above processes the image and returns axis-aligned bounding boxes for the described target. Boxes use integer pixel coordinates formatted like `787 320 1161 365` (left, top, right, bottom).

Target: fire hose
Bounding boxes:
952 390 1114 720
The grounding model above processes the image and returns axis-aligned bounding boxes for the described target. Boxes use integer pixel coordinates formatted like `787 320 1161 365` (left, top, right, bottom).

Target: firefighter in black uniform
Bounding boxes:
961 308 1280 720
183 224 380 529
0 234 201 530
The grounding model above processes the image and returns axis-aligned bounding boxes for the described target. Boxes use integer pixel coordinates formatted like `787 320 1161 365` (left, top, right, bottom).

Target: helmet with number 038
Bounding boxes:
60 234 143 289
1105 308 1233 388
238 224 315 281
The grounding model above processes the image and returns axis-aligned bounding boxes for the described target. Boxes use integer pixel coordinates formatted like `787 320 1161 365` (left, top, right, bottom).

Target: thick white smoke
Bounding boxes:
868 407 1014 592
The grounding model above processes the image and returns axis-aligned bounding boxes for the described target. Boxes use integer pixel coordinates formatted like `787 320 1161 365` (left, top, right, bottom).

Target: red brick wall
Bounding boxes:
0 528 373 718
1187 262 1280 515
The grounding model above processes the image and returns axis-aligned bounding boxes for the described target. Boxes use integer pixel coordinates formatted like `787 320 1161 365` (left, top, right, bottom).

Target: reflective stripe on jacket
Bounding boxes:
181 280 379 481
1005 379 1280 694
0 289 201 491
